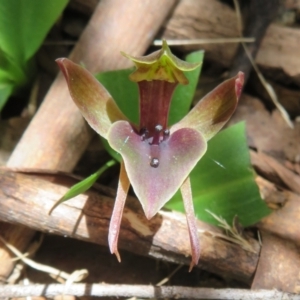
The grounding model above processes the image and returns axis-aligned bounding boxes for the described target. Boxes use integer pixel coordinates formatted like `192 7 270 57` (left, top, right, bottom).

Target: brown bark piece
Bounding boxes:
228 94 300 162
251 151 300 194
254 164 300 258
0 169 259 283
252 231 300 293
255 176 286 207
1 0 177 281
258 190 300 245
163 0 239 66
251 151 283 187
162 0 300 86
248 76 300 117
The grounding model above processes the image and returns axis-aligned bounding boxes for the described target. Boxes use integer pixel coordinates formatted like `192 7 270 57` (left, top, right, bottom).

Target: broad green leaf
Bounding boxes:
0 0 68 63
49 160 116 214
0 48 29 88
0 0 68 111
165 122 271 226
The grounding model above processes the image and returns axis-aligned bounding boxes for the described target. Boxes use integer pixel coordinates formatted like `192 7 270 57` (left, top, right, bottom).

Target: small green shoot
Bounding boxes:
49 159 116 214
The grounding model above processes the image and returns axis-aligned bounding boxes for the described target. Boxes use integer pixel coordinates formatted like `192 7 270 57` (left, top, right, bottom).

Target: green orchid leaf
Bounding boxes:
165 122 271 226
49 159 116 214
0 0 68 111
107 120 207 219
0 48 29 85
0 0 68 63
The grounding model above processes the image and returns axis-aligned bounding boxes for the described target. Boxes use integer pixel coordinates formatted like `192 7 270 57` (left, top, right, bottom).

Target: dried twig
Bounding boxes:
0 284 298 299
126 264 183 300
0 236 88 283
153 37 255 46
6 234 44 284
156 264 183 286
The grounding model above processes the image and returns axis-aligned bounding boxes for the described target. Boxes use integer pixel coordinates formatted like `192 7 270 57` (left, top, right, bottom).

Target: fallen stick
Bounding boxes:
0 168 259 283
0 284 298 299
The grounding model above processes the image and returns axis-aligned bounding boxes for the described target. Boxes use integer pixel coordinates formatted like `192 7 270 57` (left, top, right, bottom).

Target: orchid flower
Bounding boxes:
56 41 244 270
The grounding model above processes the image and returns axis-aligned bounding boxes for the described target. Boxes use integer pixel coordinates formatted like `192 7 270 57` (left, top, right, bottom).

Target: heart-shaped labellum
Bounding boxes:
108 120 207 219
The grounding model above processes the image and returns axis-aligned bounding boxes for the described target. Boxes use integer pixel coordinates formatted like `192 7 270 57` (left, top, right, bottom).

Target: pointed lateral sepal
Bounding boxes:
56 58 128 139
122 40 201 84
172 72 244 141
107 121 207 219
180 177 200 271
108 161 130 262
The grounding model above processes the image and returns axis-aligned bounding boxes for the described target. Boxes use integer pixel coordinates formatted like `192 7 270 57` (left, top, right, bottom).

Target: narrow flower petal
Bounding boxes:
108 161 130 262
171 72 244 141
180 177 200 271
56 58 128 139
107 121 207 219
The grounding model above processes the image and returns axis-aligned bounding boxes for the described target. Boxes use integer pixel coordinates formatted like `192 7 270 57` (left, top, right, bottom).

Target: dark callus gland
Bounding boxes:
150 157 159 168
